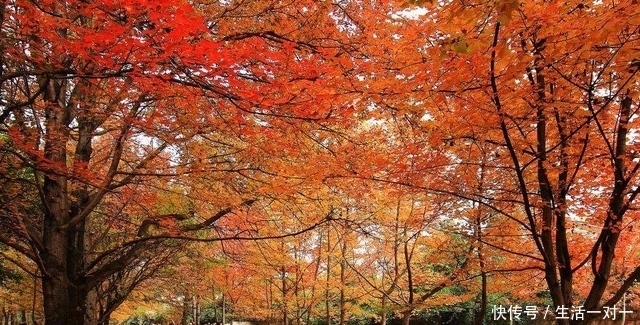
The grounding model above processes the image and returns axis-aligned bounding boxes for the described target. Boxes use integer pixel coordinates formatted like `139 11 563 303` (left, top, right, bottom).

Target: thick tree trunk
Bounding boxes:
42 274 87 325
40 214 88 325
37 73 88 325
41 225 88 325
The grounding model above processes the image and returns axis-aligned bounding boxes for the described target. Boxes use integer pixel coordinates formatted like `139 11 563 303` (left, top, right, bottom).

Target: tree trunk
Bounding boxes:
42 274 87 325
97 312 111 325
380 296 386 325
222 293 226 325
38 76 89 325
339 240 346 325
41 227 88 325
85 288 99 325
40 224 88 325
402 228 414 325
193 295 200 325
325 227 331 325
213 289 219 322
31 275 39 325
182 292 192 325
19 310 26 325
473 186 487 325
401 310 411 325
282 266 288 325
472 270 487 325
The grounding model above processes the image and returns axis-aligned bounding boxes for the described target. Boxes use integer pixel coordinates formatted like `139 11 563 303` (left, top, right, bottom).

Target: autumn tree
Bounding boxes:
0 1 360 324
361 1 640 324
210 197 334 325
0 247 42 325
4 1 638 325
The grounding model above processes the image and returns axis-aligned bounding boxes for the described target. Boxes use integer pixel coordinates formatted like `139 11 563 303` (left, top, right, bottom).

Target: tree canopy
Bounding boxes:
0 1 638 325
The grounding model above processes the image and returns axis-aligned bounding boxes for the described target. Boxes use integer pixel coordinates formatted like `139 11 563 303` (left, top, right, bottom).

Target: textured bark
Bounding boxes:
38 76 87 325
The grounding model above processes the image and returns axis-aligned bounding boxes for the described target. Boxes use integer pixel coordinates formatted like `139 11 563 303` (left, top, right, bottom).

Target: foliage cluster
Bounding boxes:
0 1 638 325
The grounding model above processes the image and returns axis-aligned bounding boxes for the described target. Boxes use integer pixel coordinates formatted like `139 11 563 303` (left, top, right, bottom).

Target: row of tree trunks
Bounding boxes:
1 307 33 325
